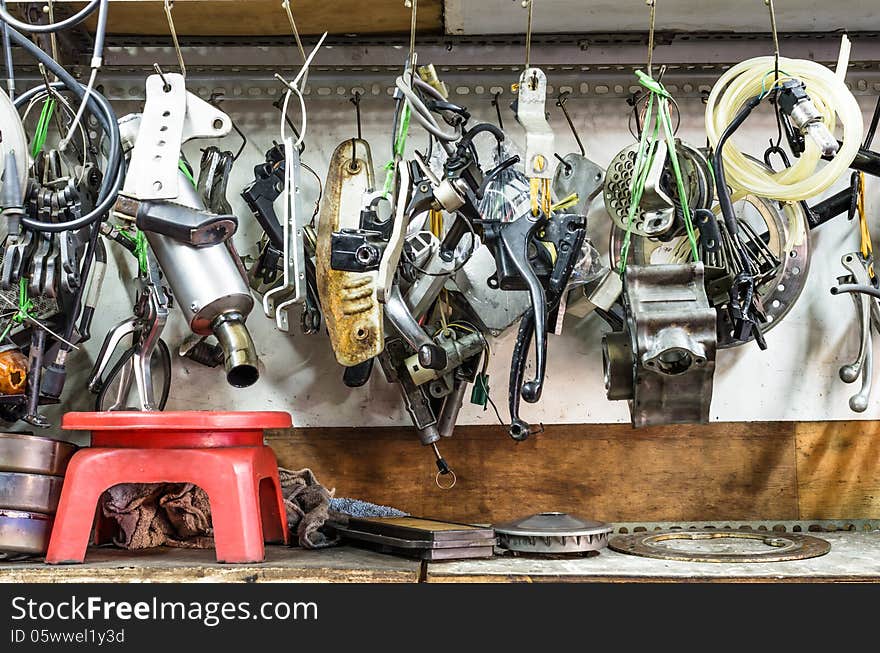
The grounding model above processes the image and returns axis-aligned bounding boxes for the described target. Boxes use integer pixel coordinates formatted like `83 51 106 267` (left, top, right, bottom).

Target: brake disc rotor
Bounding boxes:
494 512 613 555
609 194 810 348
603 140 713 238
609 529 831 563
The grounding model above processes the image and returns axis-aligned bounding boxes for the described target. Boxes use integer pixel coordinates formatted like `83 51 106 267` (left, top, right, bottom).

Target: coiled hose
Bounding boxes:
705 55 863 201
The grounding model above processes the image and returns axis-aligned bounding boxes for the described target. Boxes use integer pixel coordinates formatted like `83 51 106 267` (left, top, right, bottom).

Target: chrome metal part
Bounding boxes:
0 432 75 476
837 252 876 412
404 330 484 386
552 153 604 216
494 512 612 555
603 262 716 427
212 312 259 388
450 244 530 335
515 67 555 179
0 88 28 198
609 529 831 563
316 139 383 367
0 472 63 514
604 141 674 237
264 142 307 332
0 509 52 557
377 160 410 303
146 172 254 336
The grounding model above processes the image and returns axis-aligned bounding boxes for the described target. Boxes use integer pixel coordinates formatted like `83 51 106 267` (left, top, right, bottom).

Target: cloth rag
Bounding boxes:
101 469 406 551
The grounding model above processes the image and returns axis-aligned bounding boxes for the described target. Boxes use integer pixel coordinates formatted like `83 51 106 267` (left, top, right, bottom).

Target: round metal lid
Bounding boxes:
494 512 612 538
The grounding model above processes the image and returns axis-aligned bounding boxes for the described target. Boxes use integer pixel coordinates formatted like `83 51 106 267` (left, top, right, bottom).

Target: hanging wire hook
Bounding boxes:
164 0 185 78
405 0 418 75
646 0 657 78
556 91 585 156
349 91 362 170
282 1 309 87
522 0 534 71
764 0 780 85
491 90 504 129
153 63 171 92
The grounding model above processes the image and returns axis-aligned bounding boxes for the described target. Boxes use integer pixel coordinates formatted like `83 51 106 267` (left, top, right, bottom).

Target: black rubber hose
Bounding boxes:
9 27 122 232
713 95 761 237
0 0 101 34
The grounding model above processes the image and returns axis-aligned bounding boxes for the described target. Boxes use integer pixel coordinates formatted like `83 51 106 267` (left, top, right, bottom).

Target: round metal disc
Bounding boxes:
494 512 612 554
608 529 831 563
0 509 53 557
0 432 77 476
0 471 64 514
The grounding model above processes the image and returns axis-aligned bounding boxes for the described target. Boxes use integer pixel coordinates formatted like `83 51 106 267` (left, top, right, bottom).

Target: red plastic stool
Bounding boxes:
46 411 292 564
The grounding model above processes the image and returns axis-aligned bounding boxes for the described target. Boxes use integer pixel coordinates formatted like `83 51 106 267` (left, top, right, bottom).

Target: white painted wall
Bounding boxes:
445 0 880 35
39 88 880 430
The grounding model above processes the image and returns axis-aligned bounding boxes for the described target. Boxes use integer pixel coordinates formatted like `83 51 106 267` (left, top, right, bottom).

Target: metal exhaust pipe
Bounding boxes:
212 312 260 388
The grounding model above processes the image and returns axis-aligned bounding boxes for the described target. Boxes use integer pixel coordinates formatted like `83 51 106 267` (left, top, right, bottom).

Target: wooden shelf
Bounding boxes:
28 0 443 37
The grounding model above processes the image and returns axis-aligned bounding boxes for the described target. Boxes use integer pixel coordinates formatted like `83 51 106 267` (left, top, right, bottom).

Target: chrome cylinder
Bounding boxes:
145 171 260 386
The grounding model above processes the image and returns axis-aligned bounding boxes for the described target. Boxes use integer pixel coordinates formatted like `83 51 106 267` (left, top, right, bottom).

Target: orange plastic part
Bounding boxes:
0 348 28 394
46 411 292 564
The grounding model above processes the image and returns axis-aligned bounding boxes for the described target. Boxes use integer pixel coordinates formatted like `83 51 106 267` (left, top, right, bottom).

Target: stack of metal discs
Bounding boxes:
0 432 76 560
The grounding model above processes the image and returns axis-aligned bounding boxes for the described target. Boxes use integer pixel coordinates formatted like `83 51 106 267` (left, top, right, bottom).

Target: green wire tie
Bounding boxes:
382 102 412 198
178 159 198 189
31 98 56 158
0 278 34 342
619 70 701 275
118 229 150 274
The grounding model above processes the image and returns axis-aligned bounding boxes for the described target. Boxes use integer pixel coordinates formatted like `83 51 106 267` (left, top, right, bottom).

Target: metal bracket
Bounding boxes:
516 67 555 179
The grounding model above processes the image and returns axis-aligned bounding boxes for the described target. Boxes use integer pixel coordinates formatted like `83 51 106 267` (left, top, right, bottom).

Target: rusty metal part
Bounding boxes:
0 509 53 558
0 472 64 514
316 139 383 366
494 512 612 555
609 529 831 563
0 432 76 476
603 262 717 427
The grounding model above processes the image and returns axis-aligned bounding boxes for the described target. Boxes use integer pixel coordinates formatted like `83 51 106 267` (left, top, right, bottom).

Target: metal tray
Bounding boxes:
0 509 53 557
0 472 64 514
0 432 76 476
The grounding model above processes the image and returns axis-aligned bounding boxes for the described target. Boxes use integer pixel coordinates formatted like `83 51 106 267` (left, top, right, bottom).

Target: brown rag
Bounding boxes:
100 468 335 550
102 483 214 549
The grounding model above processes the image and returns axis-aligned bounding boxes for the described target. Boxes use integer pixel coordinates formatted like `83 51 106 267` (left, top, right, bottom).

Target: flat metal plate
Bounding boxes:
609 529 831 563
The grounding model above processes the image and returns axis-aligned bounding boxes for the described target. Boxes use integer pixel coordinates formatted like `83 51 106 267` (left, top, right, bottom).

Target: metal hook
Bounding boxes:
163 0 186 78
556 90 584 156
282 0 309 87
153 63 171 92
208 91 248 161
350 91 362 140
491 91 504 130
403 0 419 76
765 0 780 85
646 0 657 78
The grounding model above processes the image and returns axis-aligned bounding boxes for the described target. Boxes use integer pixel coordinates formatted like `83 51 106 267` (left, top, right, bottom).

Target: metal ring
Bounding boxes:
435 470 457 490
609 529 831 563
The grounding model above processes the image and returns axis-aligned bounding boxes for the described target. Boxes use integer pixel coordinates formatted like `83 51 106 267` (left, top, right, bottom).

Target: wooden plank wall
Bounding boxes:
267 421 880 523
58 0 444 36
